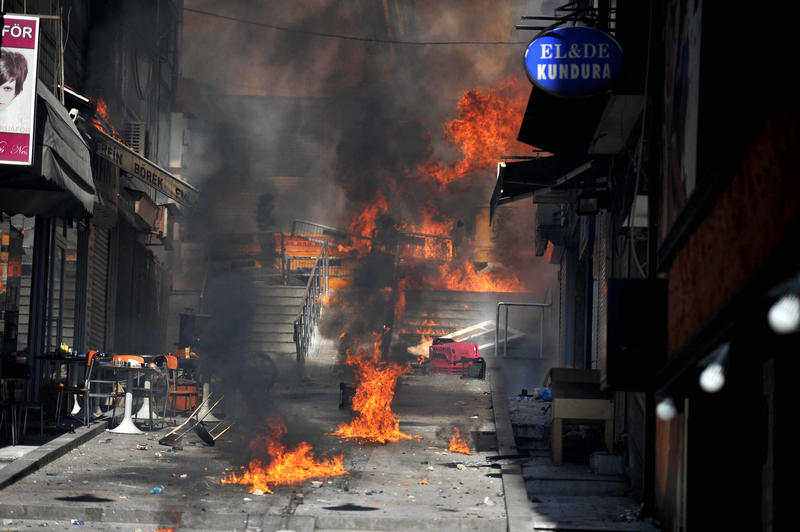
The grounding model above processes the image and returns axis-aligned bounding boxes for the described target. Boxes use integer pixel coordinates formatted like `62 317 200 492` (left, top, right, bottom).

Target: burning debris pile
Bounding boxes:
449 427 473 455
330 337 413 444
222 423 348 494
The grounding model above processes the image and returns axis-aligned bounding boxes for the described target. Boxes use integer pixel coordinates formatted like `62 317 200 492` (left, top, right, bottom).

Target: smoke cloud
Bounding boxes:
177 1 554 438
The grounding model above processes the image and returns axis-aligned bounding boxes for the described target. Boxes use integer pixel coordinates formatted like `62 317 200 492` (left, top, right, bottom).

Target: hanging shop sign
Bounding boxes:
524 26 623 97
0 15 40 165
93 128 198 207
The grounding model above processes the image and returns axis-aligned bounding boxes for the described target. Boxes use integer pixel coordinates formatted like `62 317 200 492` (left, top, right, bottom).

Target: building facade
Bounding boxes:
0 1 190 405
495 1 795 529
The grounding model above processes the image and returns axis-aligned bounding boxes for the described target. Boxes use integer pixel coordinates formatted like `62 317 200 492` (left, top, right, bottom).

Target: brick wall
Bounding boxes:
667 106 800 356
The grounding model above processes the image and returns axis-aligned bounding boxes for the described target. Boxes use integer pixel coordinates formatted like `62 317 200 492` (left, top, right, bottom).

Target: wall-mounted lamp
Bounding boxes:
699 342 729 394
768 293 800 335
656 397 677 421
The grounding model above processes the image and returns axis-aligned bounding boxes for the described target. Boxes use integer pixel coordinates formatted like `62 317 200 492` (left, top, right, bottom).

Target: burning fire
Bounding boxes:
91 97 127 144
407 333 434 364
154 509 182 532
222 424 348 494
402 260 525 293
418 77 531 187
449 427 472 455
330 339 413 444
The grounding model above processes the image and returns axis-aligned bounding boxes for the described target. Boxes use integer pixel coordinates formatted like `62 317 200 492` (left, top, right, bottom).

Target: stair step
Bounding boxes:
251 296 305 306
251 306 300 316
248 332 295 343
252 284 308 294
250 315 297 325
245 342 297 354
250 322 294 336
530 495 658 531
523 465 629 497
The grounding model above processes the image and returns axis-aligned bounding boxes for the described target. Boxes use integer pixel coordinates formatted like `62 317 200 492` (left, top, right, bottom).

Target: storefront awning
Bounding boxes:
517 85 608 156
0 80 95 218
489 156 594 223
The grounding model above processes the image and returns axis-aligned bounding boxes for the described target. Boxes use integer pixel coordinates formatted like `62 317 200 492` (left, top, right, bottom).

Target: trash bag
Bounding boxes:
538 387 552 401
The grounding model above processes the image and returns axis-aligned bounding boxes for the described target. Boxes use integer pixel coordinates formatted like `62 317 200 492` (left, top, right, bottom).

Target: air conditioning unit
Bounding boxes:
124 122 146 155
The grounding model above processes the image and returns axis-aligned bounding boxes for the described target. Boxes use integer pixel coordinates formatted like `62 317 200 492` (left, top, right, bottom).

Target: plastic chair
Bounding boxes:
1 378 43 445
163 354 199 417
1 357 43 444
84 353 123 425
55 350 98 426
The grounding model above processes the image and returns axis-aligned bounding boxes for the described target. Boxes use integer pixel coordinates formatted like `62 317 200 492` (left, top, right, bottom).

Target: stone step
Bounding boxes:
401 308 494 318
251 296 305 306
251 323 294 334
248 331 295 343
523 465 629 497
251 286 308 297
250 305 300 316
245 341 296 354
529 495 659 531
404 290 535 303
249 314 297 325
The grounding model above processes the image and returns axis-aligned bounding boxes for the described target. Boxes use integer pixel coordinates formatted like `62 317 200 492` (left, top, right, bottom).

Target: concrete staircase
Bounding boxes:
244 283 306 357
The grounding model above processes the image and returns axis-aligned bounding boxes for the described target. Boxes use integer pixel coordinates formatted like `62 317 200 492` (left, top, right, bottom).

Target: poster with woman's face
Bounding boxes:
0 15 40 166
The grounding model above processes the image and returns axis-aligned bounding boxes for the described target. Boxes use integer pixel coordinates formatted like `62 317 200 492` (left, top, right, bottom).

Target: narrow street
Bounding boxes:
1 325 656 531
2 1 795 530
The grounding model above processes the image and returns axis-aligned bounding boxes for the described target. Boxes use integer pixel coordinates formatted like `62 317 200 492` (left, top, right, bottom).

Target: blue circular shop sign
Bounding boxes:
524 26 623 97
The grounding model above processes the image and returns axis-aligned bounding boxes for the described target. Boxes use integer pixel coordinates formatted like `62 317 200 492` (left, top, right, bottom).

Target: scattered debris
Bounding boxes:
252 489 266 496
311 480 323 488
419 478 428 485
180 473 188 478
427 466 434 471
483 496 495 507
149 485 165 494
456 464 467 470
136 443 147 450
617 504 644 522
70 520 84 525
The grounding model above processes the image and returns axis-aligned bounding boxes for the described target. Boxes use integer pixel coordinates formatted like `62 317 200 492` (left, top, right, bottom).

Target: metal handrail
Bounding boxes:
293 243 329 362
291 219 374 247
395 232 455 261
495 301 552 358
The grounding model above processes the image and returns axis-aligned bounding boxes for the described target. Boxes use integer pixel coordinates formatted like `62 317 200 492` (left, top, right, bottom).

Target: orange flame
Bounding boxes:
449 428 472 455
155 509 182 532
222 424 348 494
329 339 412 444
336 191 389 257
408 333 434 364
403 260 525 292
91 97 127 144
418 77 531 187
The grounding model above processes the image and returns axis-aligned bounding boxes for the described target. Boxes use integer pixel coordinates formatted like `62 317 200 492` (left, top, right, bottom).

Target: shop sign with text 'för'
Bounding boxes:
524 26 623 97
0 15 40 165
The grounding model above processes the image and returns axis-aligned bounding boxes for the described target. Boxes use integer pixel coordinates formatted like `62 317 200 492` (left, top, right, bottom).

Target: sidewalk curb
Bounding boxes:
487 357 536 532
0 421 108 490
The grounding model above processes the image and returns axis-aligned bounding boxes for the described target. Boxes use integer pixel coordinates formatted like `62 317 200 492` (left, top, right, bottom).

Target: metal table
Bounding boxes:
106 363 159 434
